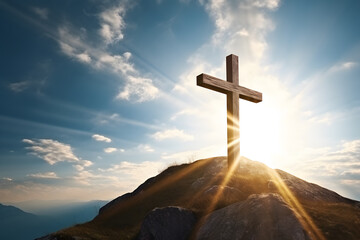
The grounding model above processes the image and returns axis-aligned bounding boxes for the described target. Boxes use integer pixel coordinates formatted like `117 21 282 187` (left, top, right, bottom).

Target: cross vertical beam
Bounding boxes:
226 55 240 168
196 54 262 170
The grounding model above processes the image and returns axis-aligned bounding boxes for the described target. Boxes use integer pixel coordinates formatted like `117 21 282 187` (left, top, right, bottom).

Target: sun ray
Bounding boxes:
189 149 243 238
266 168 326 240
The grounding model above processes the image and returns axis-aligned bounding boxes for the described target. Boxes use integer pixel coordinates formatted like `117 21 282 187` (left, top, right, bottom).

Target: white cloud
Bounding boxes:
94 112 159 130
137 144 154 152
56 22 159 103
28 172 59 179
7 59 49 94
74 160 94 171
22 138 80 165
9 77 47 93
72 170 98 185
73 157 93 173
22 139 35 144
59 40 92 64
95 52 159 102
103 147 125 153
170 108 198 120
76 52 92 63
237 28 249 37
99 5 126 44
151 128 194 141
9 81 31 92
52 0 160 104
74 165 85 171
92 134 112 143
294 139 360 198
340 169 360 177
104 147 118 153
329 61 357 73
32 7 49 20
252 0 280 9
308 111 341 125
96 52 135 75
198 0 278 61
99 160 164 182
1 177 12 181
116 75 159 102
341 179 360 185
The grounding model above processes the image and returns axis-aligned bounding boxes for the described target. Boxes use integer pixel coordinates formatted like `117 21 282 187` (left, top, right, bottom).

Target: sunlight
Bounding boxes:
199 151 242 214
240 101 283 168
267 168 326 240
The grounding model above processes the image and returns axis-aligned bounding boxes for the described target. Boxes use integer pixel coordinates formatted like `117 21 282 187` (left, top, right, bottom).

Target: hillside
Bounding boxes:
40 157 360 240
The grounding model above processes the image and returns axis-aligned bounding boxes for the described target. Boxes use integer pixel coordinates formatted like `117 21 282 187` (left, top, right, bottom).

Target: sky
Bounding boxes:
0 0 360 205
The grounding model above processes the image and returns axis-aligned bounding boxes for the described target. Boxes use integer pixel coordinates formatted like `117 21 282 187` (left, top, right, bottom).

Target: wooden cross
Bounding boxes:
197 54 262 169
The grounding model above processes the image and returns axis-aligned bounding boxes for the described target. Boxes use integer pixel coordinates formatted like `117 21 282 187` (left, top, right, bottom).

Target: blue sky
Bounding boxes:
0 0 360 204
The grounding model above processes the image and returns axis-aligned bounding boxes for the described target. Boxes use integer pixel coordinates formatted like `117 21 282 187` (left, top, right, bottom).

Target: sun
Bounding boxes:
240 101 283 168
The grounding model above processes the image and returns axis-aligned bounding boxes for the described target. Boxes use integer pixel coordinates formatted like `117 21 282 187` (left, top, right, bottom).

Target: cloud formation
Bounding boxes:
92 134 112 143
55 3 159 103
23 138 80 165
137 144 154 152
116 75 159 102
58 28 92 64
151 128 194 141
1 177 13 181
99 160 164 182
9 81 31 92
295 139 360 198
329 61 358 73
104 147 118 153
27 172 59 179
99 4 126 44
170 108 198 120
32 7 49 20
74 160 93 171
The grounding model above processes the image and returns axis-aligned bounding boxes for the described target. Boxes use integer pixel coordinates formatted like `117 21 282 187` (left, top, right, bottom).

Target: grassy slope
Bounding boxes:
304 201 360 239
53 157 360 240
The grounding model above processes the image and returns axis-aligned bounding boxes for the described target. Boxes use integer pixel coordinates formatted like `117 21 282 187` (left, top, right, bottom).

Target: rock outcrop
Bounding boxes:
196 193 310 240
137 206 196 240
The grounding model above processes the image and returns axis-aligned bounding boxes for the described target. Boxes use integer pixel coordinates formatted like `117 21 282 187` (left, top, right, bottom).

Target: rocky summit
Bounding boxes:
39 157 360 240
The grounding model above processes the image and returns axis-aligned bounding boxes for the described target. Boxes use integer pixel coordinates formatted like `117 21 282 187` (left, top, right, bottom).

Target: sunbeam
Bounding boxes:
267 168 326 240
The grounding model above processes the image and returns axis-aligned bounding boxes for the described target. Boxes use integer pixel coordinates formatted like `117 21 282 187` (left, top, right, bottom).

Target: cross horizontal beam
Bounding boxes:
197 73 262 103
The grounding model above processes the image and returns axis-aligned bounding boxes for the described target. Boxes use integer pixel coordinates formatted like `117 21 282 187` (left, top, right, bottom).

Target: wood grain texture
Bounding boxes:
226 54 239 85
196 74 262 103
226 55 240 168
196 54 262 169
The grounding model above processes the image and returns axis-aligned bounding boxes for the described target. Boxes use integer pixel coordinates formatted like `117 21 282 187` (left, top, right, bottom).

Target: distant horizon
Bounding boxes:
1 0 360 203
2 198 109 214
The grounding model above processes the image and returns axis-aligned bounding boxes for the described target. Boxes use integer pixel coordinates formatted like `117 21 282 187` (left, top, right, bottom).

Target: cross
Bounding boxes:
197 54 262 169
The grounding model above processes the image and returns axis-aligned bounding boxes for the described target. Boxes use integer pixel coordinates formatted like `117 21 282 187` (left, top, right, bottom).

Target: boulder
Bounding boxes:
196 193 310 240
137 206 196 240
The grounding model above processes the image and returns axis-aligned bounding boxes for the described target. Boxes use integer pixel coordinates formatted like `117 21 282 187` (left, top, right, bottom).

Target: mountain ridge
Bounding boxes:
0 200 108 240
